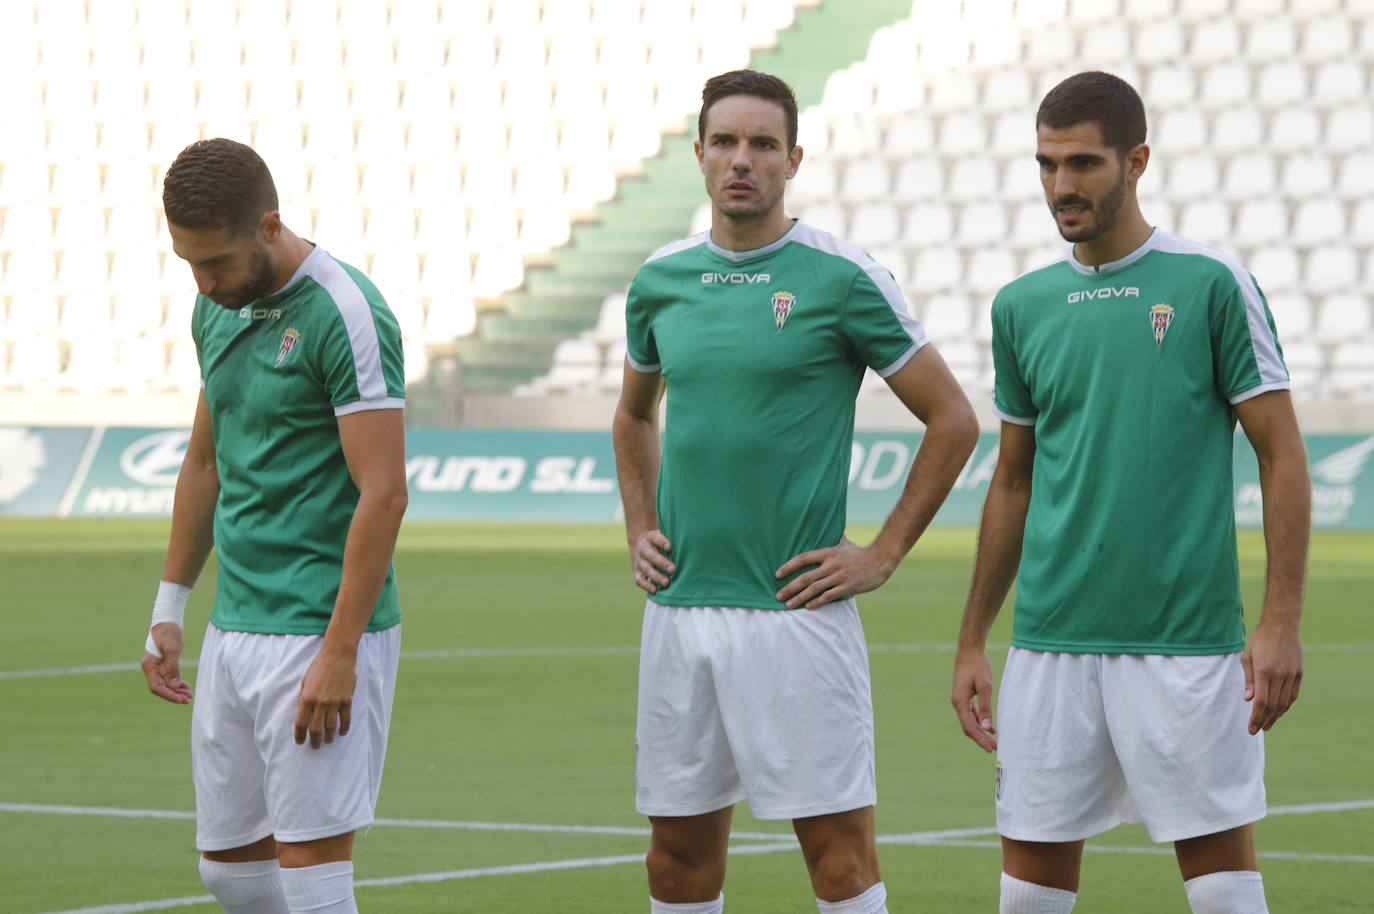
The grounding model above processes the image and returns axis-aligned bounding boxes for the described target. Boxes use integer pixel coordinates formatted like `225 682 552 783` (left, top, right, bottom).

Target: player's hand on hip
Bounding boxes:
295 648 357 749
630 529 674 595
952 647 997 752
141 622 193 704
1241 621 1303 735
774 537 894 609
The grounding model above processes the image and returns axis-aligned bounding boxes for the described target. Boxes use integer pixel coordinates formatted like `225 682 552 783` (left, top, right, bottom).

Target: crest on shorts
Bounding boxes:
274 328 301 367
1149 303 1174 346
771 291 797 331
995 759 1005 802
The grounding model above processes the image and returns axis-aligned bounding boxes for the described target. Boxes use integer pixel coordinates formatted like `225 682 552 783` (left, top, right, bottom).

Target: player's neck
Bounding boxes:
709 208 794 253
266 230 315 295
1072 203 1153 269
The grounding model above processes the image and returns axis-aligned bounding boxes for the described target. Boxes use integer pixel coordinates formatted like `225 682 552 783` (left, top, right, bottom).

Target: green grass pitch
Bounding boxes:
1 519 1370 912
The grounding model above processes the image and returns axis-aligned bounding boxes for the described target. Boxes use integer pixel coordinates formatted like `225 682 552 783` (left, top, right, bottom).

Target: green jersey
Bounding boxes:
992 229 1289 654
193 245 406 635
625 220 927 609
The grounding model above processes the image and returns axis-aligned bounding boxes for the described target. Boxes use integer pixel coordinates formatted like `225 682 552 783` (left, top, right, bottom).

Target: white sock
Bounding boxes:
649 894 724 913
198 858 290 914
1000 872 1076 913
1185 870 1268 914
279 861 357 913
817 880 888 912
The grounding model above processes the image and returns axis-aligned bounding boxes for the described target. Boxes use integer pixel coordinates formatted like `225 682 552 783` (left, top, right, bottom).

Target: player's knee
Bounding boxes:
808 847 874 901
645 842 721 895
198 857 286 909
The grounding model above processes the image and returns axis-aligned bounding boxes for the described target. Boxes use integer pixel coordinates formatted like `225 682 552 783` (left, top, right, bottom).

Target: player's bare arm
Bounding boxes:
1234 390 1310 736
294 407 408 750
612 360 674 595
775 345 979 609
141 390 218 705
952 421 1036 753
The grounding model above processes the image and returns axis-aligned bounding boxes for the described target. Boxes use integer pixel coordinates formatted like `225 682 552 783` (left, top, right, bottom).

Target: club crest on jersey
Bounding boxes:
1149 303 1175 345
274 328 301 367
995 760 1005 801
772 291 797 331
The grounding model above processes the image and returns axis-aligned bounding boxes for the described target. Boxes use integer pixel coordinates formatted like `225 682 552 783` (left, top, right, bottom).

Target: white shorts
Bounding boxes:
191 623 401 851
635 599 876 821
995 647 1265 843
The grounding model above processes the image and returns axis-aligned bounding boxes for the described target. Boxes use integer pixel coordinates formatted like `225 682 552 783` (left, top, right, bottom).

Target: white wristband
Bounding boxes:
144 580 191 660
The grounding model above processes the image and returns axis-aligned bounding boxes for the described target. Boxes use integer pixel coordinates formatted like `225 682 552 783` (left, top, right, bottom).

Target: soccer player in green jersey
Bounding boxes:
614 70 980 914
951 73 1310 914
139 139 408 914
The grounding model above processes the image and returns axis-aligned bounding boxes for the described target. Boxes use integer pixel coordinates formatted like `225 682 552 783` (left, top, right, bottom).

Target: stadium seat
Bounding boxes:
1143 64 1196 108
542 337 601 393
1256 61 1309 108
948 159 999 202
1269 107 1323 152
1291 197 1348 246
1234 199 1289 245
1280 153 1335 197
1265 293 1313 337
1312 60 1367 104
788 161 838 206
982 68 1032 112
1327 341 1374 398
1178 200 1232 246
1300 14 1354 61
965 248 1018 295
902 202 955 248
936 112 988 156
917 293 973 341
1221 153 1277 202
798 202 846 237
1280 339 1323 396
1156 109 1208 151
882 113 934 156
1304 246 1359 294
1249 244 1301 291
1313 292 1372 344
1350 198 1374 244
957 201 1009 247
840 160 891 202
1336 151 1374 199
848 203 900 248
908 245 963 293
1163 153 1220 201
1326 105 1374 153
1198 62 1253 108
5 336 62 392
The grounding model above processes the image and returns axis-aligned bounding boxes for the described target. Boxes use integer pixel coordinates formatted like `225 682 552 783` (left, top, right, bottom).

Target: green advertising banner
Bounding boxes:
2 426 1373 529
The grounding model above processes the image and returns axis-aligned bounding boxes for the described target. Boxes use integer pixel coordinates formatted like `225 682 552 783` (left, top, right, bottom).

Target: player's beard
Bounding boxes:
715 182 781 223
209 246 277 310
1050 170 1127 243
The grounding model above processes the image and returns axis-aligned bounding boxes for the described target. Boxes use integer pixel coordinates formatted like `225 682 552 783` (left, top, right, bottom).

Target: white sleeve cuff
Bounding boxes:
333 397 407 416
992 404 1037 426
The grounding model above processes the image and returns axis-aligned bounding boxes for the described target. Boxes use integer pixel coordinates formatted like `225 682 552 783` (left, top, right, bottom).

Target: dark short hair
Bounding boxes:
162 138 279 234
698 70 799 150
1036 71 1147 157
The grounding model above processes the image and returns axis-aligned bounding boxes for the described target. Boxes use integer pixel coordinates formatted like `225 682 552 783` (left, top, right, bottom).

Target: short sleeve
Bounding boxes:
1211 270 1290 405
321 296 407 417
624 275 660 373
840 263 928 377
990 294 1037 425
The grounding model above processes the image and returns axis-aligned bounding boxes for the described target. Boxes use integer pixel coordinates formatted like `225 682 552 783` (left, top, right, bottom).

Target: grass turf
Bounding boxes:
0 520 1370 912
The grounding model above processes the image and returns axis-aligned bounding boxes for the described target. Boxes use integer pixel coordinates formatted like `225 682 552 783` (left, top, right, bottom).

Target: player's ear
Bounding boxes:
694 141 705 172
786 144 803 179
1126 143 1149 184
258 209 283 243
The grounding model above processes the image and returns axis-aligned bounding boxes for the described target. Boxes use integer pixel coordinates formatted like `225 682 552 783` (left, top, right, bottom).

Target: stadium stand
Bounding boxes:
0 0 1371 420
533 0 1374 407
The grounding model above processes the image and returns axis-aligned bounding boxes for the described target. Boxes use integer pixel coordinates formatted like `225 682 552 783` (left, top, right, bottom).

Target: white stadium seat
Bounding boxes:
1280 153 1335 197
1265 293 1313 337
1326 106 1374 153
1234 199 1289 246
840 160 891 202
1313 293 1372 344
917 293 973 341
1249 245 1302 292
1188 18 1242 64
1255 61 1309 108
848 203 900 248
908 245 964 293
892 158 944 203
1311 60 1367 104
1177 200 1231 246
947 159 999 202
902 202 955 248
1291 198 1348 246
1304 246 1359 294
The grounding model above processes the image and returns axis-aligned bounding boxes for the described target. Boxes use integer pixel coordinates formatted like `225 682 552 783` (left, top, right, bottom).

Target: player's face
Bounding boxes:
1035 121 1139 243
168 221 278 310
695 95 801 222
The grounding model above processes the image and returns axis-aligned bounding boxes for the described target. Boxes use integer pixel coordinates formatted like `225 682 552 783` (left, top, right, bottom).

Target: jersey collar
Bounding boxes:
705 219 800 263
255 243 325 305
1066 227 1161 276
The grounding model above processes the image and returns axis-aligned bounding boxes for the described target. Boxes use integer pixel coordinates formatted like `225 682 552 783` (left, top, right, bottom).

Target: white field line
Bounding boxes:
21 802 1373 914
5 642 1372 681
